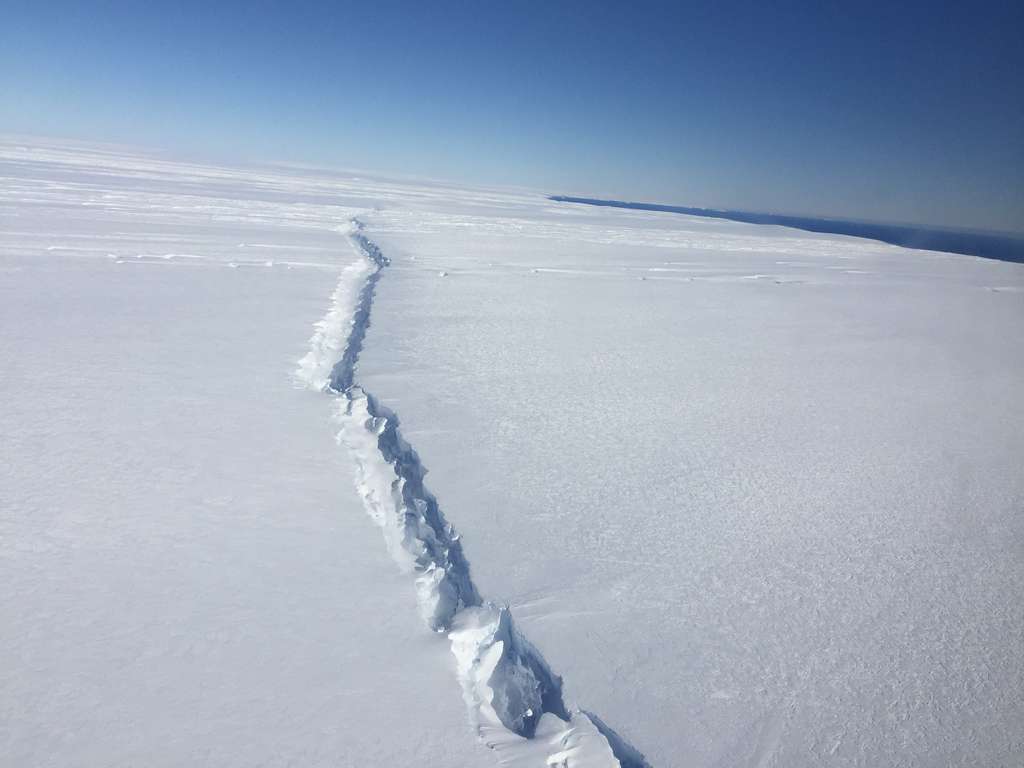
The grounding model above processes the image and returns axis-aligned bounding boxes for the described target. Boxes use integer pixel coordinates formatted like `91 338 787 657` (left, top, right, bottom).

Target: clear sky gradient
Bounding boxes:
2 0 1022 232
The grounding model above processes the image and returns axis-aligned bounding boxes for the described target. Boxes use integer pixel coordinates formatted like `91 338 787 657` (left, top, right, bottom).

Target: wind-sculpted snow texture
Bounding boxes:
356 205 1024 767
298 223 645 766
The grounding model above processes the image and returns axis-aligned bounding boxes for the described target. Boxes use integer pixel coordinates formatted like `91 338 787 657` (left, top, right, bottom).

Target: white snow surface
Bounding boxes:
0 140 496 767
355 207 1024 766
3 138 1024 767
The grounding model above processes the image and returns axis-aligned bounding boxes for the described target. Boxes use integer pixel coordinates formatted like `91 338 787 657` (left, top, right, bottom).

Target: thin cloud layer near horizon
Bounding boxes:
2 0 1021 232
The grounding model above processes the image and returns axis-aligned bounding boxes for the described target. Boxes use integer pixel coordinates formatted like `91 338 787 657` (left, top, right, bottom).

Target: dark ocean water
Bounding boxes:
550 196 1024 264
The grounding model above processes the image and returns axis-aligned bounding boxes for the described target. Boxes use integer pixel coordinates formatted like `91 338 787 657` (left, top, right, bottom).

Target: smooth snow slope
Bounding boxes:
356 205 1024 767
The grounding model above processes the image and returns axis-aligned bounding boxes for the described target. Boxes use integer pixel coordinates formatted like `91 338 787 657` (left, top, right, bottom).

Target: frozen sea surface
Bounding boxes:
3 139 1024 767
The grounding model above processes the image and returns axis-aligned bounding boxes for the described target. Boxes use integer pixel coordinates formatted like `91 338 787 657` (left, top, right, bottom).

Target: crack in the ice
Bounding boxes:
310 218 651 766
326 224 388 393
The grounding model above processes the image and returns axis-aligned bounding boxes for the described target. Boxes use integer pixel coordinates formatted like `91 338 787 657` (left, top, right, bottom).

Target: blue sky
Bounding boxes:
2 0 1022 232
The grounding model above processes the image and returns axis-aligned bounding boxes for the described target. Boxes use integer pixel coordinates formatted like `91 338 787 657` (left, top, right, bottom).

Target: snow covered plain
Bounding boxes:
3 139 1023 767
